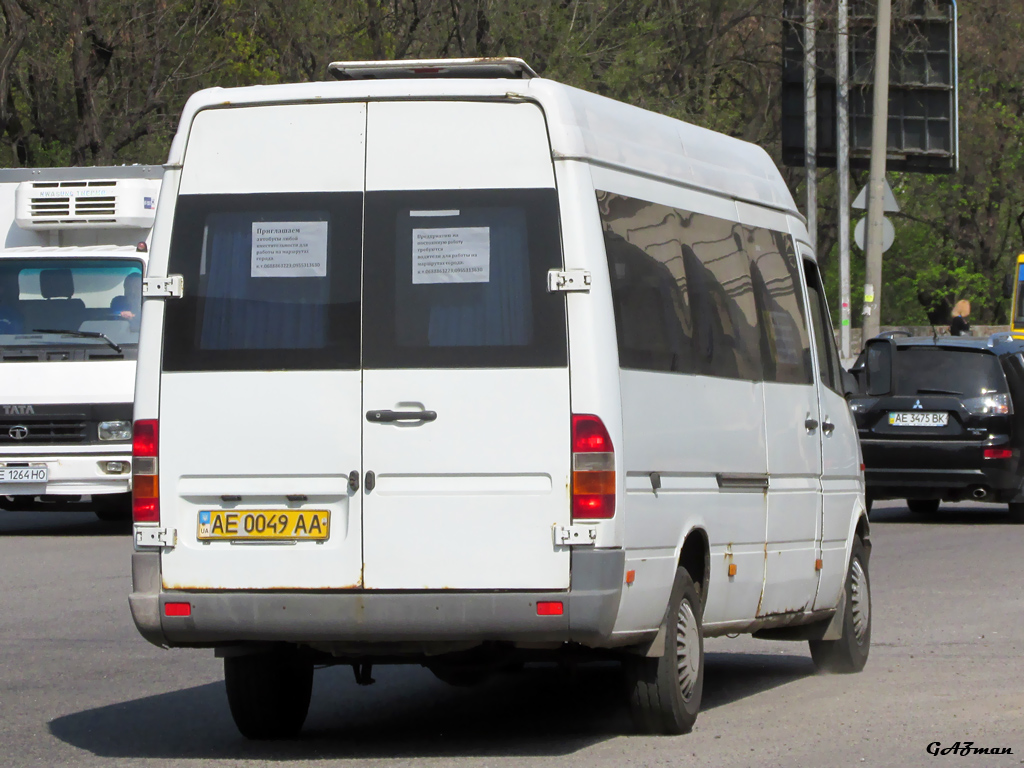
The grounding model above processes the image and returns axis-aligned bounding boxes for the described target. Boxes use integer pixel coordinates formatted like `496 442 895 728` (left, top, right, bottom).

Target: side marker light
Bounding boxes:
625 569 636 585
728 563 737 577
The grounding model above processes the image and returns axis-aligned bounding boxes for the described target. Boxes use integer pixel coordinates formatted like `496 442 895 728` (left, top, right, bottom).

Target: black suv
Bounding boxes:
851 333 1024 522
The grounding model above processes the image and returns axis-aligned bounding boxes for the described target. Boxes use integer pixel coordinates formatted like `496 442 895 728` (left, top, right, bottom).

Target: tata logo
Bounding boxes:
9 425 28 440
913 400 924 410
2 405 34 416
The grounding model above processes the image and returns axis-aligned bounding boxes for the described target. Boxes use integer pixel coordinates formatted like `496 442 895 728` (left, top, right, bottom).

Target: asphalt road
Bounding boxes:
1 500 1022 767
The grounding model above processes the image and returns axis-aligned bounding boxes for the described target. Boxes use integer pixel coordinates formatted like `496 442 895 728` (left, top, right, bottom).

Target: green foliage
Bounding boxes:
0 0 1020 326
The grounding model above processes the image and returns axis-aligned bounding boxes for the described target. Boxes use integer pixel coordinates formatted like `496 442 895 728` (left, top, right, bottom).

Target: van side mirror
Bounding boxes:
864 338 896 397
1003 272 1014 300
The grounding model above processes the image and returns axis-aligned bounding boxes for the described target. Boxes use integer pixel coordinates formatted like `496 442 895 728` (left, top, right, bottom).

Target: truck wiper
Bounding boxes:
32 328 123 354
916 387 961 395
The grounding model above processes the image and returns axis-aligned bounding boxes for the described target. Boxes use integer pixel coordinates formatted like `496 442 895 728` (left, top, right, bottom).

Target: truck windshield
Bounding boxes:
0 258 144 357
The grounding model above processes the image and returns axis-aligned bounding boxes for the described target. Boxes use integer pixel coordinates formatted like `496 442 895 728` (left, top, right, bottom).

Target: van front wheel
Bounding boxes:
625 568 704 734
809 536 871 674
224 647 313 740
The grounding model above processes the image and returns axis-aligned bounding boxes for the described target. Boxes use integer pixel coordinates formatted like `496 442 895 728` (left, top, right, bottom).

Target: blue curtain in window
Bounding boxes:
199 212 328 350
422 208 532 347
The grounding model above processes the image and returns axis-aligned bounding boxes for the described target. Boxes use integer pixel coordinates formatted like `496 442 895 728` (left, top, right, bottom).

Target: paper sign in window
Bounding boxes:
251 221 328 278
412 227 490 284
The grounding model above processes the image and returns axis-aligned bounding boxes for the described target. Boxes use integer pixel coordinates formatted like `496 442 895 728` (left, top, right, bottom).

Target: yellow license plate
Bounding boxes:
197 509 330 541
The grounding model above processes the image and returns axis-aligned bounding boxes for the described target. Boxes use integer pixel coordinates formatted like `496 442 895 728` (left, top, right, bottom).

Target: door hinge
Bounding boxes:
554 524 598 546
142 275 184 299
135 526 177 548
547 269 591 293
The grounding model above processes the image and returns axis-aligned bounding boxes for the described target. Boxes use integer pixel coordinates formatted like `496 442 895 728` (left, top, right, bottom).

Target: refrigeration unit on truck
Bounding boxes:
0 165 161 521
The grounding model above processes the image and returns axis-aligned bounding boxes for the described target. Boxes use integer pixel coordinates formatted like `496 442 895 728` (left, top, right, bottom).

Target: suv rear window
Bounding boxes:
894 346 1006 396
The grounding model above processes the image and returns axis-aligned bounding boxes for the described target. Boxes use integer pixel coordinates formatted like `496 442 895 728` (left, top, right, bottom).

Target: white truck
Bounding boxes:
0 165 161 521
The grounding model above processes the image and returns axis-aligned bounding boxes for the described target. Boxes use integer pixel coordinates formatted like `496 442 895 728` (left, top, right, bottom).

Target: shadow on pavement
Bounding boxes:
49 652 812 759
0 508 131 537
869 502 1015 526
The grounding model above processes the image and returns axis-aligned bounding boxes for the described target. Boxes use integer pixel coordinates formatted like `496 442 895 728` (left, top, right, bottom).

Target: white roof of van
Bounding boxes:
168 75 798 217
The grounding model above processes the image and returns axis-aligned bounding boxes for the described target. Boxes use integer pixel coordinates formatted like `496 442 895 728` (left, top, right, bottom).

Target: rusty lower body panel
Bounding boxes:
129 549 625 651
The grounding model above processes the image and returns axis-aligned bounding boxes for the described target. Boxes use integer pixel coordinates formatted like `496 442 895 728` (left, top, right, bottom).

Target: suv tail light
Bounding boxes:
572 414 615 519
132 419 159 523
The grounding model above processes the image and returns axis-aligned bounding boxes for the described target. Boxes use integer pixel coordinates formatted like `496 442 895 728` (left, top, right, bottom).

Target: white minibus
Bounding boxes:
129 58 869 738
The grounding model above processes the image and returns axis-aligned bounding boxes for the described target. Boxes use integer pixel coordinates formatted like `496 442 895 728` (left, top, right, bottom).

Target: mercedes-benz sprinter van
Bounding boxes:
129 58 870 738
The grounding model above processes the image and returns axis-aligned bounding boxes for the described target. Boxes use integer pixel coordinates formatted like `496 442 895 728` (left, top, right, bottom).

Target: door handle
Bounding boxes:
822 419 836 435
366 410 437 423
805 418 819 432
364 470 375 493
348 471 359 492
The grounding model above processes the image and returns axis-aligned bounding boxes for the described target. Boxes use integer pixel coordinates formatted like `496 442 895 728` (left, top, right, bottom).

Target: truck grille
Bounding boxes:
0 419 89 444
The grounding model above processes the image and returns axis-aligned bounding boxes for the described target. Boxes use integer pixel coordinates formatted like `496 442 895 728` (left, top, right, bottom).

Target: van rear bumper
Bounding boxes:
130 549 625 649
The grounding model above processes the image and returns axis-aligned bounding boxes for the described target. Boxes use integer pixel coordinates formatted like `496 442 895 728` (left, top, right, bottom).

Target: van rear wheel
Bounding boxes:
224 647 313 740
625 568 704 734
809 537 871 673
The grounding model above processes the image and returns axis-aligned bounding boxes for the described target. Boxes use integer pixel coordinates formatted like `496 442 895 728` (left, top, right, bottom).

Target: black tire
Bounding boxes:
625 568 704 735
810 536 871 674
93 493 132 522
224 647 313 740
906 498 940 515
1008 503 1024 524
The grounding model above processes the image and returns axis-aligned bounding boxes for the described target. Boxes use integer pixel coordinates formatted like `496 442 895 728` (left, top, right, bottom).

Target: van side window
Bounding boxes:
362 188 567 369
163 193 362 372
597 191 779 382
744 228 813 385
804 261 842 393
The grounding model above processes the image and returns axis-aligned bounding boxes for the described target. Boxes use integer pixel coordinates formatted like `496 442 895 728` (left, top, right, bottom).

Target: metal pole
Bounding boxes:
837 0 851 357
862 0 892 344
804 0 817 255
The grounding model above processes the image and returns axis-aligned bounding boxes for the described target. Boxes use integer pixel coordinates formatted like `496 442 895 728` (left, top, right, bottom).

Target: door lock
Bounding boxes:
364 471 375 493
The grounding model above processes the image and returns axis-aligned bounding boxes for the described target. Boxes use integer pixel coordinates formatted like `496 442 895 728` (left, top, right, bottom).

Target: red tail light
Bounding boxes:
132 419 159 523
983 447 1012 460
572 414 615 520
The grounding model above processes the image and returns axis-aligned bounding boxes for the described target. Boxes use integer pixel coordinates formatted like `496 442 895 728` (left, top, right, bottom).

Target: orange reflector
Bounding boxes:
815 558 823 571
728 563 737 577
536 601 563 616
625 569 636 585
572 470 615 495
164 602 191 617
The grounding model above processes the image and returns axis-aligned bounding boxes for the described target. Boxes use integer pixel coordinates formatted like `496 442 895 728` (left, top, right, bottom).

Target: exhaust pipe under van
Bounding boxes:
970 486 988 500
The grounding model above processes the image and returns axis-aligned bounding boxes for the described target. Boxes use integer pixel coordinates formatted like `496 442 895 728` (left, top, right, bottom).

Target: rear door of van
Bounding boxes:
158 98 571 592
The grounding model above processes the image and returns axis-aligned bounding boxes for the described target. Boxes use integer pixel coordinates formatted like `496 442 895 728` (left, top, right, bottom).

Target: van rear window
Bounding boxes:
894 347 1006 396
163 193 362 371
163 189 566 372
361 188 567 369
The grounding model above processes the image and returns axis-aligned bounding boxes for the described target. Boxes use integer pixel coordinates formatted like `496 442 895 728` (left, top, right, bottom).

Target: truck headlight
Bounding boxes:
98 420 133 441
